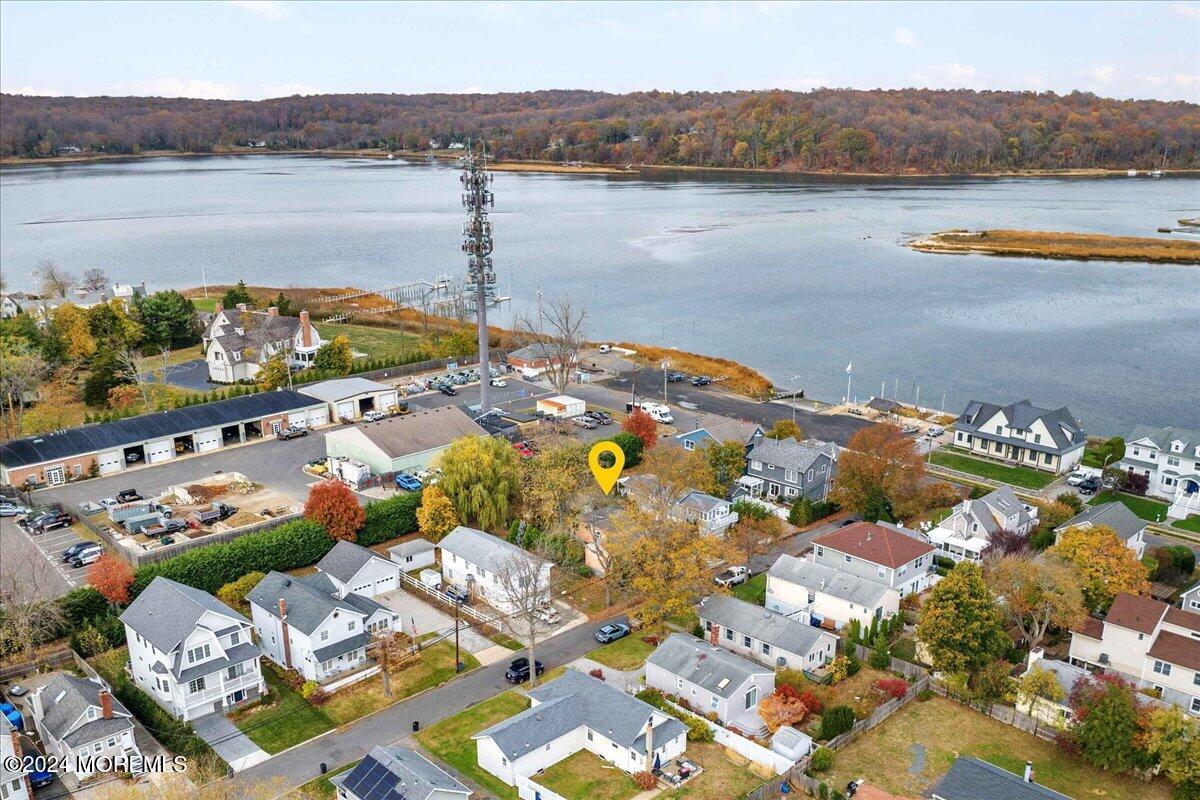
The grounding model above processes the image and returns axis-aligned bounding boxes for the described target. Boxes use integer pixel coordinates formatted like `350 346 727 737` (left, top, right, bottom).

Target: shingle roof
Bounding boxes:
768 555 890 607
1021 658 1089 699
1104 593 1167 635
1164 607 1200 633
247 571 367 635
674 418 764 447
206 309 301 356
317 540 388 584
698 594 831 657
312 631 372 663
1148 630 1200 671
1056 503 1147 543
647 634 770 699
506 343 559 363
330 746 470 800
955 399 1084 453
813 522 934 568
120 577 250 655
933 757 1069 800
327 405 487 459
676 490 727 514
438 526 541 577
388 538 435 558
747 437 833 472
1126 425 1200 455
299 377 393 403
960 485 1033 536
1 389 322 469
36 673 132 747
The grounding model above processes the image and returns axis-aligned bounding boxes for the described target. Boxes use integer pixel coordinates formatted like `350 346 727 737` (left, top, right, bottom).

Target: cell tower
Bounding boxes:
461 144 497 414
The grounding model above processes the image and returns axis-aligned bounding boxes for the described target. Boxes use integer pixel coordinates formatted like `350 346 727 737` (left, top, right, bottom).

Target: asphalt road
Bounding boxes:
0 517 73 601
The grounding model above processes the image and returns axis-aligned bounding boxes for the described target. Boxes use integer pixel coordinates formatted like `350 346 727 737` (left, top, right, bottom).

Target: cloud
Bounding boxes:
1088 65 1116 83
773 77 832 92
596 19 661 41
258 83 326 98
2 86 64 97
1171 2 1200 17
911 62 979 88
225 1 288 20
892 27 923 50
129 78 243 99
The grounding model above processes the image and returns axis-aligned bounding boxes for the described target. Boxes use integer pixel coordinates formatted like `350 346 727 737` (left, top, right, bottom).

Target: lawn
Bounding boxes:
929 448 1056 489
414 691 530 800
533 750 642 800
321 641 481 726
314 322 423 361
190 296 220 312
230 666 333 754
137 343 204 371
805 665 896 724
588 635 656 671
822 696 1171 800
1175 515 1200 534
1087 490 1170 522
659 741 767 800
732 573 767 605
294 761 354 800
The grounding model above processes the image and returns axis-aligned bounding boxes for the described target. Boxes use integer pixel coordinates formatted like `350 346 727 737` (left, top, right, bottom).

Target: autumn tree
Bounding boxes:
304 480 365 541
758 690 809 732
0 342 47 436
437 435 521 531
47 303 97 366
986 555 1085 652
0 548 66 663
1143 707 1200 796
33 260 74 297
89 554 136 608
494 543 556 688
728 512 785 572
1049 525 1149 611
621 408 659 451
257 356 291 390
79 268 109 292
915 561 1009 675
415 485 458 541
704 439 747 493
314 334 353 375
1017 665 1065 735
831 423 926 522
519 440 589 531
629 446 722 519
513 295 588 395
765 419 802 441
216 571 266 615
1068 674 1152 773
370 630 418 698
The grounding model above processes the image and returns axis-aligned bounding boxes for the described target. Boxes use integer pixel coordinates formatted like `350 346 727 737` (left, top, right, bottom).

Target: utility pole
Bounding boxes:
462 144 497 416
662 360 669 404
790 374 802 424
454 601 462 673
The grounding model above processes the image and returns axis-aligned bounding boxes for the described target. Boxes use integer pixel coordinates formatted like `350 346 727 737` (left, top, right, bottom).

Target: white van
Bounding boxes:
625 401 673 424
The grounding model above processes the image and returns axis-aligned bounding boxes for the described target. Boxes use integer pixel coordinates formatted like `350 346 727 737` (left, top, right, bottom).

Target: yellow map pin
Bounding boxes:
588 441 626 494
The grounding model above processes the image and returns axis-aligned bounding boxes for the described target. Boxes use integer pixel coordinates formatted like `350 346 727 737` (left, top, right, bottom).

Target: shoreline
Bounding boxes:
907 229 1200 265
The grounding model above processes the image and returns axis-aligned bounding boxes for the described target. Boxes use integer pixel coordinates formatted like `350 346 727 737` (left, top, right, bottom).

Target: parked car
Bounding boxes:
587 411 613 425
847 407 864 416
594 623 631 644
444 584 470 605
1066 471 1087 487
149 518 187 536
30 511 72 533
599 344 612 353
61 542 96 561
534 604 562 625
98 497 120 510
513 441 535 458
505 657 545 684
27 762 53 789
490 378 507 387
193 501 238 526
125 451 143 463
572 415 598 430
714 565 748 587
68 543 105 568
278 425 308 440
926 426 945 438
690 375 712 386
17 506 55 529
396 473 423 492
0 500 29 517
439 384 458 396
451 373 468 386
1078 476 1102 495
362 410 386 423
667 372 686 382
900 425 919 435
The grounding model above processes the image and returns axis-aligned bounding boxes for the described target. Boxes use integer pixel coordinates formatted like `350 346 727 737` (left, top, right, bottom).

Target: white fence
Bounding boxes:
398 572 496 625
665 698 794 775
516 773 569 800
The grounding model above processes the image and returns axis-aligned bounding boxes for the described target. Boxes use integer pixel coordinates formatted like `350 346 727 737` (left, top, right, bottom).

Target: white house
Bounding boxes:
1068 593 1200 716
388 538 437 572
1181 580 1200 614
927 485 1039 563
248 570 397 683
766 554 898 630
120 576 265 721
299 377 400 422
619 474 739 534
473 670 687 788
1054 502 1147 559
698 594 839 672
1016 649 1090 729
438 526 552 614
645 633 774 736
1 716 31 800
28 673 139 781
203 302 323 383
1118 426 1200 520
953 399 1086 474
330 745 471 800
314 540 402 599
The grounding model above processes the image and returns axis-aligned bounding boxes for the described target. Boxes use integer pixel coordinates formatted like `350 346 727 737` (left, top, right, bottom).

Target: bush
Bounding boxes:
810 746 834 773
610 432 645 468
635 688 714 743
917 689 933 702
1054 492 1084 513
634 772 658 791
300 680 320 699
589 667 605 681
890 637 917 663
819 782 829 799
691 623 705 638
845 653 861 677
818 705 855 740
868 634 891 670
875 678 908 700
1029 527 1057 551
731 499 770 521
787 499 839 527
1120 469 1149 496
359 491 422 546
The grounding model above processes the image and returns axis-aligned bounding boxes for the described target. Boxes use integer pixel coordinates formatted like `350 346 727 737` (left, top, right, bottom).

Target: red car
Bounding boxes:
512 441 534 458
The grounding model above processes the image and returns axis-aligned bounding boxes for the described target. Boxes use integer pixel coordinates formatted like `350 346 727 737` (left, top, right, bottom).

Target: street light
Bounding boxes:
789 374 802 424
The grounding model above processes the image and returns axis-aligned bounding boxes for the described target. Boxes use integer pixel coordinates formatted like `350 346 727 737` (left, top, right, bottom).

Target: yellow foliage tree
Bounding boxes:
519 440 589 532
436 436 521 531
256 356 291 390
51 303 96 364
1048 524 1149 612
416 485 459 541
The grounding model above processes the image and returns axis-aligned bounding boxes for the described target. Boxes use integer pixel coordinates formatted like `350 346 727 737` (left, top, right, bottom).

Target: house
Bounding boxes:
388 538 436 571
1067 592 1200 716
249 571 396 683
330 745 471 800
505 342 574 378
932 757 1069 800
121 577 265 721
535 395 585 418
473 669 687 787
927 485 1039 563
812 522 936 597
28 673 139 781
952 399 1086 474
1016 649 1090 728
698 594 839 672
645 633 774 736
324 406 488 476
618 474 739 534
0 389 328 486
299 377 402 421
1118 425 1200 520
438 526 552 614
1 716 31 800
202 302 323 383
766 554 897 630
1181 580 1200 613
671 418 765 453
1054 502 1147 559
314 540 402 598
739 437 838 502
1 292 30 319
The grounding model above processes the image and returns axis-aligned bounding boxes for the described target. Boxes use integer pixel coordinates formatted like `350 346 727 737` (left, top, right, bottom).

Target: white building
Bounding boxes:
1016 649 1090 729
619 474 739 534
0 716 31 800
927 485 1039 563
473 670 687 788
248 569 397 683
645 633 774 736
28 674 139 781
535 395 585 419
1054 502 1147 559
331 745 471 800
203 302 323 383
120 577 265 722
1118 426 1200 520
438 526 552 614
299 377 401 422
698 594 839 672
1068 593 1200 716
952 399 1086 474
313 540 402 599
388 538 437 572
1181 580 1200 614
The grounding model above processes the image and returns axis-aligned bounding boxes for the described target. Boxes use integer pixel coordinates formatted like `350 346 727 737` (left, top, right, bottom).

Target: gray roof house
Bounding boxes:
927 485 1039 563
1055 502 1147 559
1119 425 1200 520
768 555 890 608
645 633 774 735
313 540 402 598
740 437 838 503
765 553 899 629
438 526 552 614
698 594 839 671
932 756 1069 800
28 673 139 780
953 399 1086 474
330 745 471 800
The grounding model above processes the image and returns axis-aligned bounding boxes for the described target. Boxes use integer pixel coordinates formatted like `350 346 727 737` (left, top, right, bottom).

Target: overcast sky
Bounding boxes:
2 1 1197 102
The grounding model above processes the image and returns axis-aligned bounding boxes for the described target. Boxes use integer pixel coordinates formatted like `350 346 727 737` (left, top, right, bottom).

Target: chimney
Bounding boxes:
99 689 113 719
709 624 720 646
214 300 223 314
645 715 655 769
300 310 313 348
10 727 32 798
1027 647 1044 670
1024 761 1034 783
267 306 279 317
278 598 293 669
236 302 248 312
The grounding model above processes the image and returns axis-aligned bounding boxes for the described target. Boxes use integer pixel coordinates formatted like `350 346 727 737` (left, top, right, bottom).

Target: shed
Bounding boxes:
771 726 812 761
299 377 400 421
536 395 585 418
388 538 436 571
324 406 488 475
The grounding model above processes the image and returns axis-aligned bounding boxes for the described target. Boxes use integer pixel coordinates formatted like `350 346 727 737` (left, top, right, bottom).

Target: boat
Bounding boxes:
1149 169 1163 177
1127 169 1139 176
387 153 395 160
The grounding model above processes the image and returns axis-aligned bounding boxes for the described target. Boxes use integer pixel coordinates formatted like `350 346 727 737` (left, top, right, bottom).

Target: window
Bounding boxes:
229 631 240 646
683 439 695 451
187 644 211 664
844 555 852 564
93 742 102 754
1193 672 1199 687
320 630 329 642
745 686 758 710
1153 660 1172 676
710 695 719 711
724 628 733 641
750 460 762 471
807 469 814 481
1192 697 1200 714
677 678 684 693
1044 453 1053 465
877 566 886 578
587 729 593 741
743 635 752 648
107 737 116 748
807 591 815 604
1034 434 1041 444
87 707 96 720
784 469 797 483
815 546 823 557
762 643 771 656
996 425 1003 434
188 677 206 693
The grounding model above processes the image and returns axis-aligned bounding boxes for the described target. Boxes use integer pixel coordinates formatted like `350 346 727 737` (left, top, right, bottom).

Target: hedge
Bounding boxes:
635 688 715 743
818 705 856 740
359 491 422 546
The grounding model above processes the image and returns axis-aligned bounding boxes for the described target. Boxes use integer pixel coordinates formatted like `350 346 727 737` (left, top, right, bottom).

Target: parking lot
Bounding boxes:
27 522 97 589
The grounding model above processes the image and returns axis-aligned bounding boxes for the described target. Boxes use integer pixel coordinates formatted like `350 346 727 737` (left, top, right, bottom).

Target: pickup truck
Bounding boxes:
116 488 142 503
714 565 749 587
277 425 308 441
192 501 238 526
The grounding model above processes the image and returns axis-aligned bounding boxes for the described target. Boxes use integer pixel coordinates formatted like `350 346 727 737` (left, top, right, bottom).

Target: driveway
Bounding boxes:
191 713 270 772
149 359 218 392
0 518 73 600
374 588 494 654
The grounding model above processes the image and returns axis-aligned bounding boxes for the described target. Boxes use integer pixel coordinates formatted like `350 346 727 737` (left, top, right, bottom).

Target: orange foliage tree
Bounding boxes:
88 554 135 607
831 423 927 521
1049 525 1150 612
621 408 658 451
758 690 810 732
304 480 366 541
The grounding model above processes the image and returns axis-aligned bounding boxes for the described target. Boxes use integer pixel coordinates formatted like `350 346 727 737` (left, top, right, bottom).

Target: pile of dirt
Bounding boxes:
186 482 231 502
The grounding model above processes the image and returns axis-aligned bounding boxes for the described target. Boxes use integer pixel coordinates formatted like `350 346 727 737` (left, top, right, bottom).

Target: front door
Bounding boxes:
45 465 65 485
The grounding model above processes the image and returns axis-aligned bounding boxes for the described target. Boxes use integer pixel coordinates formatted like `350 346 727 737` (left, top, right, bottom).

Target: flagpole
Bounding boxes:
846 363 852 405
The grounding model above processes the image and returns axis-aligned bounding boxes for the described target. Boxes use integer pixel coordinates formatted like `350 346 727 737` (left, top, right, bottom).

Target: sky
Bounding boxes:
1 0 1198 103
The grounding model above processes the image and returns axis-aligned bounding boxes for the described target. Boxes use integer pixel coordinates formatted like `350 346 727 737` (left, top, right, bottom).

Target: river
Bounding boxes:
2 155 1197 434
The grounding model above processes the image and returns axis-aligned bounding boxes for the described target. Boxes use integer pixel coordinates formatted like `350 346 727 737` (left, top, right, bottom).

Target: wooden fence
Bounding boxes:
927 679 1059 742
0 646 73 682
852 643 929 681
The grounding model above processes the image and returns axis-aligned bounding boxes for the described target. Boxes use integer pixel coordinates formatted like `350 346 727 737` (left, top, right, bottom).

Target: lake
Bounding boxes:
2 155 1198 434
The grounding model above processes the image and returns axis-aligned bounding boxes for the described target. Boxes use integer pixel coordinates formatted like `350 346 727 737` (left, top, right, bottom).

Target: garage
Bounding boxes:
373 574 398 594
146 439 175 464
300 378 401 423
194 428 222 453
377 391 398 411
97 449 124 475
288 412 309 428
306 406 330 428
335 400 355 420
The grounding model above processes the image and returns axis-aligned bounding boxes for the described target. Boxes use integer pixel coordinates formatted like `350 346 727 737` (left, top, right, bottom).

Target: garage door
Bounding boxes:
146 439 174 464
336 401 355 420
97 449 123 475
374 575 398 595
194 428 221 453
288 412 308 428
378 391 398 410
306 406 330 428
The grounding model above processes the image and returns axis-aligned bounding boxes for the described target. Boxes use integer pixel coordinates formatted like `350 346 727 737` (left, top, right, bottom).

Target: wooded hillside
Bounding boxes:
3 88 1197 173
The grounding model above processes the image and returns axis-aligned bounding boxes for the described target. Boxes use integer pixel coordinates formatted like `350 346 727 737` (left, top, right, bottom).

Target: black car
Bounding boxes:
504 657 545 684
1078 476 1101 495
30 511 72 533
690 375 712 386
667 372 686 382
587 411 613 425
61 542 93 562
439 384 458 396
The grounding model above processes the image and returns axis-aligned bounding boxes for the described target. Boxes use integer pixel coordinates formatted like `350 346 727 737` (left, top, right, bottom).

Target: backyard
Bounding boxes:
230 666 333 754
413 691 530 800
533 750 641 800
929 448 1056 490
804 664 896 724
1088 490 1170 522
660 741 767 800
313 321 424 362
732 573 767 605
588 635 657 671
821 696 1172 800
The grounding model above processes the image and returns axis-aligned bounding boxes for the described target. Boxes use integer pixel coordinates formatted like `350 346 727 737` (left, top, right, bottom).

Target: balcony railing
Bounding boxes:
185 669 261 706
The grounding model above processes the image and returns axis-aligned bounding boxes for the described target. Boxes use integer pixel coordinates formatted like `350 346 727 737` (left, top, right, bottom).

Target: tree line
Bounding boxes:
3 88 1196 173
